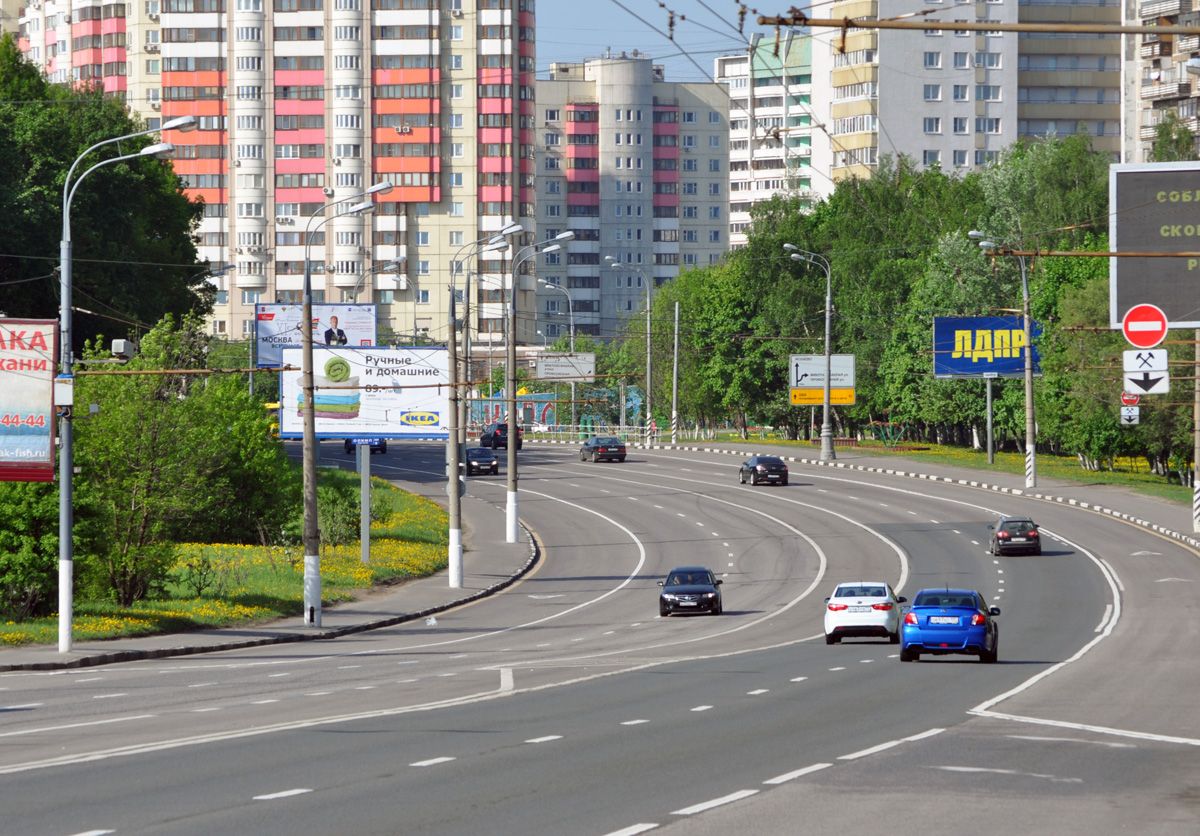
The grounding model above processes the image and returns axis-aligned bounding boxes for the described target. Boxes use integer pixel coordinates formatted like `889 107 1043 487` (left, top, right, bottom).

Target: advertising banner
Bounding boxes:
255 303 377 367
279 347 449 439
0 319 57 482
933 316 1041 378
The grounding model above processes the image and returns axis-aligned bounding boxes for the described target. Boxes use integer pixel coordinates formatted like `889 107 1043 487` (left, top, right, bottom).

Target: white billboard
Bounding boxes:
255 303 377 367
0 319 56 482
536 352 596 382
279 347 449 439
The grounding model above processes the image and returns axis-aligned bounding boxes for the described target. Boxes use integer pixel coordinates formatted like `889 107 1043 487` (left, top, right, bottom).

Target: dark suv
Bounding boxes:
344 437 387 455
480 422 523 450
989 515 1041 555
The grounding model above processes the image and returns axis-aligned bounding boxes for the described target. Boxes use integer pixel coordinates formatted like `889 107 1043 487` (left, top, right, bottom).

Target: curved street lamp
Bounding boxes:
604 256 653 441
299 183 392 627
57 132 183 653
537 276 576 429
785 244 835 462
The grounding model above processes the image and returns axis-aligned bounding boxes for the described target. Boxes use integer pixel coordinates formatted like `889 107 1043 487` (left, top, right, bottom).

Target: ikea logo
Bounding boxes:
398 411 440 427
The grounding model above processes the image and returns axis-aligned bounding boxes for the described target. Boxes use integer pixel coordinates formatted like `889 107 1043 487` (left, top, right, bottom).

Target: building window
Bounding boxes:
709 159 721 172
953 52 968 69
953 85 969 102
923 51 941 69
953 116 969 134
953 149 967 167
923 117 941 134
417 289 430 304
923 84 941 101
976 85 1001 102
923 149 941 166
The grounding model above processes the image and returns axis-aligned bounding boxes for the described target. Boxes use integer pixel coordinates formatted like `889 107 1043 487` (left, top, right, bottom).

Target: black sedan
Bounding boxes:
463 446 499 475
580 436 627 462
344 437 387 454
658 566 723 616
739 455 788 485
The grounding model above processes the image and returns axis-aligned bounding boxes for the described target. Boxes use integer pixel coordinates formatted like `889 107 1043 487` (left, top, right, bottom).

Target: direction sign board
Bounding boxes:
1123 348 1168 372
1110 163 1200 328
536 352 595 383
1120 391 1141 406
1121 304 1169 349
1124 370 1170 395
1120 406 1140 425
790 354 855 388
790 387 856 406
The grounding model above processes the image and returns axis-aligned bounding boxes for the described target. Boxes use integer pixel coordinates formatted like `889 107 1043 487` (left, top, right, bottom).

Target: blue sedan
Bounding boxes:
900 588 999 663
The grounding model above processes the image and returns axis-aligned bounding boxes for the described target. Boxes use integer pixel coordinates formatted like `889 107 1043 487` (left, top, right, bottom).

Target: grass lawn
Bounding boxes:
0 476 448 648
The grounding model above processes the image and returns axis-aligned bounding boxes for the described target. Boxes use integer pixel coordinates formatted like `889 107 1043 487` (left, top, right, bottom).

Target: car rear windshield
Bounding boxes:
914 593 978 608
759 456 784 465
1000 520 1035 534
596 437 621 445
835 586 887 598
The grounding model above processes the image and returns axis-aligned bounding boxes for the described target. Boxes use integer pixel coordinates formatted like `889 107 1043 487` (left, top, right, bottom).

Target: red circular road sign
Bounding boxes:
1121 303 1169 349
1121 391 1141 406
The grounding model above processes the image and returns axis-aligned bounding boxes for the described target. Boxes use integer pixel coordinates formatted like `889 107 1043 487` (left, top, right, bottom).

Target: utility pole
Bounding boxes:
671 300 679 444
447 283 462 586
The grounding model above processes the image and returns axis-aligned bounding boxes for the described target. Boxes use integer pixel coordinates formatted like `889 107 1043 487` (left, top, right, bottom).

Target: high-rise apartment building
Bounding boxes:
533 52 727 340
715 33 825 249
1124 1 1199 162
17 0 537 348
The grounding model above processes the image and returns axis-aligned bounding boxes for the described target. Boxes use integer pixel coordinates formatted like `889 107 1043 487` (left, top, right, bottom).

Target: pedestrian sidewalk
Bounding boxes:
0 489 536 673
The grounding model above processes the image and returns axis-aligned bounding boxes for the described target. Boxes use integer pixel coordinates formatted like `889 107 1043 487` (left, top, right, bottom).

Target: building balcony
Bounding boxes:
1141 80 1191 100
1178 34 1200 52
1140 39 1173 58
1140 0 1190 19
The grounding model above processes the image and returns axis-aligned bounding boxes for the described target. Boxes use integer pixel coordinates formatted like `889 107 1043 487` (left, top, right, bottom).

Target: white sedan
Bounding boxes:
823 581 907 645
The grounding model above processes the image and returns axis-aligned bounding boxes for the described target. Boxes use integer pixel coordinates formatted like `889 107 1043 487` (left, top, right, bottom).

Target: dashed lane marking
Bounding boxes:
672 789 759 816
763 762 832 785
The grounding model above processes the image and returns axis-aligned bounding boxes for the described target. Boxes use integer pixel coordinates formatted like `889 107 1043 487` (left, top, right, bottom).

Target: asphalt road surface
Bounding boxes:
1 441 1196 835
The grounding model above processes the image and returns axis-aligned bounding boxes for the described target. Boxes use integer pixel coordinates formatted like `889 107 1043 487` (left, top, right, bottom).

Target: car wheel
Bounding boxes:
492 466 499 475
1033 546 1042 555
888 629 900 645
659 604 669 618
780 477 788 486
900 648 918 662
750 473 758 486
825 633 836 645
739 471 746 484
711 602 722 616
981 643 998 664
591 452 599 463
580 451 587 461
618 456 626 462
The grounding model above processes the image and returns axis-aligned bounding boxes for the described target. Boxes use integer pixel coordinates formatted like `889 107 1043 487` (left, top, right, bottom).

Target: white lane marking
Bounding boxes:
847 496 858 501
569 484 581 488
604 826 659 836
763 762 832 785
887 654 899 659
711 532 720 536
878 503 888 508
192 708 220 713
0 703 43 710
1100 558 1125 592
930 765 1082 783
997 569 1004 575
790 676 808 683
337 665 361 670
448 654 467 660
68 831 114 836
1008 734 1135 749
525 735 563 744
621 719 650 726
860 659 873 664
75 677 103 683
978 713 1200 747
411 756 456 767
747 689 769 695
628 497 639 502
970 540 980 545
438 673 458 678
603 630 615 635
354 686 376 691
695 522 704 527
396 680 418 684
723 542 730 546
305 692 332 697
839 728 944 760
499 668 514 692
600 489 611 493
1094 603 1113 633
690 705 713 712
672 789 759 816
268 673 291 678
929 519 940 524
0 714 154 739
92 694 127 700
188 682 215 688
251 699 280 705
953 529 961 534
253 788 312 800
907 510 918 516
653 505 664 509
817 488 827 492
828 666 846 672
677 513 686 517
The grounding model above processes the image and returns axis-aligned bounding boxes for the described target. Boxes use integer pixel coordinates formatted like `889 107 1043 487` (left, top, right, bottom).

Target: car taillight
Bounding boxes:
756 465 767 471
904 612 918 625
997 531 1010 539
827 603 848 612
971 612 986 625
871 602 893 611
1027 530 1038 538
598 447 607 453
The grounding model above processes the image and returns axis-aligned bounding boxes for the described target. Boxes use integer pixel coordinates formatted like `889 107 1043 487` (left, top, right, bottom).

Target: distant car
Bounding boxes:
989 515 1041 555
900 588 999 663
823 582 907 645
344 437 387 454
658 566 723 616
480 422 523 450
463 446 499 475
580 436 627 462
738 455 788 486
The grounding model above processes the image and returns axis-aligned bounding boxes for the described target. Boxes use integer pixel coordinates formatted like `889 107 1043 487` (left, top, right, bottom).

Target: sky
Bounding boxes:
535 0 772 84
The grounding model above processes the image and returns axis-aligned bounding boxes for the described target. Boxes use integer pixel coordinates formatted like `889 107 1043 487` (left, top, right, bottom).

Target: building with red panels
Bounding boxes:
535 52 727 340
18 0 536 347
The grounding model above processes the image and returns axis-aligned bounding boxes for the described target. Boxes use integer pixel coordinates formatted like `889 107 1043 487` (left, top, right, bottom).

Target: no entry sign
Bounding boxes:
1121 303 1169 349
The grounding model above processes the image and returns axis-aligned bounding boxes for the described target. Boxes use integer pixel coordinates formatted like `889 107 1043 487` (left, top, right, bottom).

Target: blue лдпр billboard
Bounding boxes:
933 316 1041 379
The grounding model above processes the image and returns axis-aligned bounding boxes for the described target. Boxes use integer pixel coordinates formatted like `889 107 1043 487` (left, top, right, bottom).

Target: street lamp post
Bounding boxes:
785 245 835 461
506 232 574 543
57 119 192 653
970 231 1036 489
537 277 575 430
300 183 392 627
604 257 652 441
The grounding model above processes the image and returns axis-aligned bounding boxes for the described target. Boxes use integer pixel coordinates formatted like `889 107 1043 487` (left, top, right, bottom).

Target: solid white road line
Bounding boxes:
604 825 659 836
410 756 456 767
0 714 154 739
621 719 650 726
92 694 127 700
1008 734 1135 749
672 789 759 816
977 712 1200 747
525 735 563 744
763 762 832 785
68 831 115 836
0 703 43 710
253 788 312 800
930 765 1081 783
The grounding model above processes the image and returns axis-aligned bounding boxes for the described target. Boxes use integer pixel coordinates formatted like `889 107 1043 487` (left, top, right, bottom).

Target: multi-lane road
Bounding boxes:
1 441 1198 834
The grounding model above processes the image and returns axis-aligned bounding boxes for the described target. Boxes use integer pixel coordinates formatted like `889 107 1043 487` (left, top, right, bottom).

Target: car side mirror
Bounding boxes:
714 579 723 586
657 581 664 587
897 596 907 603
987 524 995 530
989 607 1001 616
823 596 830 603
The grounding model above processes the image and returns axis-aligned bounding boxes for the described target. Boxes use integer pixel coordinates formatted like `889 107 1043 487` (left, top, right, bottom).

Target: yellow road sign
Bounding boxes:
790 387 856 406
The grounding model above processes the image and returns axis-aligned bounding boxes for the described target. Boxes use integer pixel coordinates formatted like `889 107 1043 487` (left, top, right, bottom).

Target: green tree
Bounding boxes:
0 34 209 355
1150 111 1198 163
0 482 58 619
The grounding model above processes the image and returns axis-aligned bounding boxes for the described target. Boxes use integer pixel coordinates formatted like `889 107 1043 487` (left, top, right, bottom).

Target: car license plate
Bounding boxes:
1012 537 1026 542
849 606 870 613
929 616 958 624
679 601 697 606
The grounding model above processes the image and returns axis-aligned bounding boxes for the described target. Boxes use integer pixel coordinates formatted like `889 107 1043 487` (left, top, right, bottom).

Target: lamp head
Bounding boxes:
484 239 510 253
978 241 996 250
541 244 561 255
967 230 985 240
366 182 393 195
501 222 523 236
141 142 175 159
161 115 198 132
346 200 375 215
555 231 575 242
789 253 805 262
783 243 798 251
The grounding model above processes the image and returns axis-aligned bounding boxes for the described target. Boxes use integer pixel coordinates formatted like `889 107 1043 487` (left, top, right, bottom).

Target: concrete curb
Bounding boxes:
530 438 1200 554
0 523 541 673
